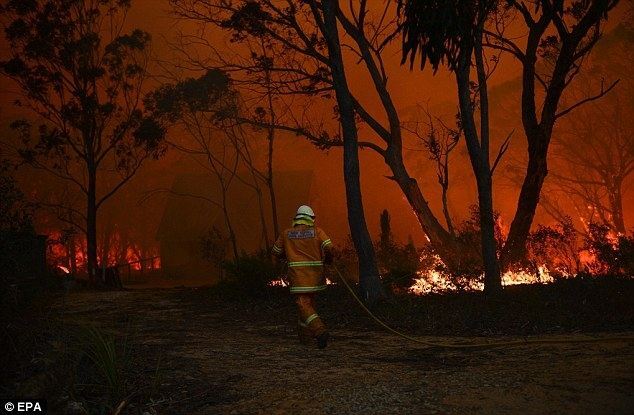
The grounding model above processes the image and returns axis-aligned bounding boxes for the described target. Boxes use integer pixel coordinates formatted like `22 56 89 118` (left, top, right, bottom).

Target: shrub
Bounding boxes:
374 210 420 289
220 251 279 297
330 236 359 283
428 205 505 286
584 223 634 276
527 217 580 276
200 227 228 268
376 238 420 289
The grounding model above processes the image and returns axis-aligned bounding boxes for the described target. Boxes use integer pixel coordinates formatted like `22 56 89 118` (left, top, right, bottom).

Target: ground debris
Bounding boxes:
6 287 634 414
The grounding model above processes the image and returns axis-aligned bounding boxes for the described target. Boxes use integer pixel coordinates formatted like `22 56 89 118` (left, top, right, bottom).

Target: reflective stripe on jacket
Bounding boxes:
272 224 333 293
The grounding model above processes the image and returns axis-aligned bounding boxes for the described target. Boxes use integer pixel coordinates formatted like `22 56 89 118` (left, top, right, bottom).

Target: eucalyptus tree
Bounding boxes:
0 0 167 280
485 0 621 266
399 0 505 293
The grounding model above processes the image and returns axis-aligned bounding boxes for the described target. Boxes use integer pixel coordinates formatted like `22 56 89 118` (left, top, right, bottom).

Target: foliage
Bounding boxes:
584 223 634 276
398 0 497 71
145 69 236 124
375 210 420 289
200 227 228 268
0 0 167 274
0 159 34 234
0 0 166 176
527 217 580 276
76 325 128 402
220 251 279 298
452 205 504 274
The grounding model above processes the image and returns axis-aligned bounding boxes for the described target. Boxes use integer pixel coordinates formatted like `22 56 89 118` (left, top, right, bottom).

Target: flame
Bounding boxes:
409 255 561 295
268 276 334 287
501 266 555 286
269 278 288 287
46 230 160 274
577 212 621 270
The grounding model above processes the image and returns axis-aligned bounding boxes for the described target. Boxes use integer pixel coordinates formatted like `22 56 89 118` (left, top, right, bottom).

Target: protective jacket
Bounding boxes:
272 222 333 293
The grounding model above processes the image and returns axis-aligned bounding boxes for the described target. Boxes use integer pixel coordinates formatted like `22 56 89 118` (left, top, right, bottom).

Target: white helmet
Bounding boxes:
295 205 315 219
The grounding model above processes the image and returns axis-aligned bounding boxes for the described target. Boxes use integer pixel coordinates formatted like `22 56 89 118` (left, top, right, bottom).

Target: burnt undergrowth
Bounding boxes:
2 273 632 414
182 274 634 337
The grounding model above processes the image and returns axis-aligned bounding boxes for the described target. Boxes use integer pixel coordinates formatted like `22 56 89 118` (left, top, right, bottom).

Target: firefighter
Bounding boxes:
272 205 333 349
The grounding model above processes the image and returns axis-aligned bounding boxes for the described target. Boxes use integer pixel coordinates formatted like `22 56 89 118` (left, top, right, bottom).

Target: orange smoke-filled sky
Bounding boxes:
1 1 632 248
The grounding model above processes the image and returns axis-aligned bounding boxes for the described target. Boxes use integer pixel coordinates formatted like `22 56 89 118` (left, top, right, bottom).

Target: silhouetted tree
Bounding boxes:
402 107 462 236
0 159 34 233
380 209 392 247
399 0 504 293
314 0 384 302
548 22 634 234
484 0 620 266
0 0 166 281
552 89 633 234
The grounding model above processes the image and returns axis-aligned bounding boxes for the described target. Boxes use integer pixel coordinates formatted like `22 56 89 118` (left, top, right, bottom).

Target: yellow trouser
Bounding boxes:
295 293 327 343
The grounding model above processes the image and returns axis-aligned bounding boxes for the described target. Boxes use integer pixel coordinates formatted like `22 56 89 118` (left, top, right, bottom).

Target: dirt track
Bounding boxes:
55 289 634 414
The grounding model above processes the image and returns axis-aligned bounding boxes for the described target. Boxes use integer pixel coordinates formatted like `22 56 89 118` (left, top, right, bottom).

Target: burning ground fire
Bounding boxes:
270 277 335 287
269 265 559 294
47 231 160 275
270 248 580 294
408 255 558 295
409 264 557 295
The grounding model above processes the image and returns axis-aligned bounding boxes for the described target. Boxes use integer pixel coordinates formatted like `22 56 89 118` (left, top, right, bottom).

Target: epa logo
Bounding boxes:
2 400 46 413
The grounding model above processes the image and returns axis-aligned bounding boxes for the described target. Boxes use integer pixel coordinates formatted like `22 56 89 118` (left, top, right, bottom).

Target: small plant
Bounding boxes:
72 324 130 411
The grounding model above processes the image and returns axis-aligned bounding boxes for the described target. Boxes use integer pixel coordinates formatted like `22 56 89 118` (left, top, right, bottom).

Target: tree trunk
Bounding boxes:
477 174 501 293
501 143 548 267
268 174 279 239
608 182 626 234
320 0 383 303
455 38 501 294
265 66 280 240
474 39 501 294
254 182 271 252
440 160 455 236
220 184 239 260
68 235 77 274
86 167 98 283
384 152 466 264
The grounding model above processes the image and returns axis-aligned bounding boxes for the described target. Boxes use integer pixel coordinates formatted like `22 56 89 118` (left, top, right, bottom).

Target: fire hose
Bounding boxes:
331 264 634 350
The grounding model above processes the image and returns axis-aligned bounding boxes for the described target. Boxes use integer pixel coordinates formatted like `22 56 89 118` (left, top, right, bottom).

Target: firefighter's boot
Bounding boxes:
316 331 329 349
